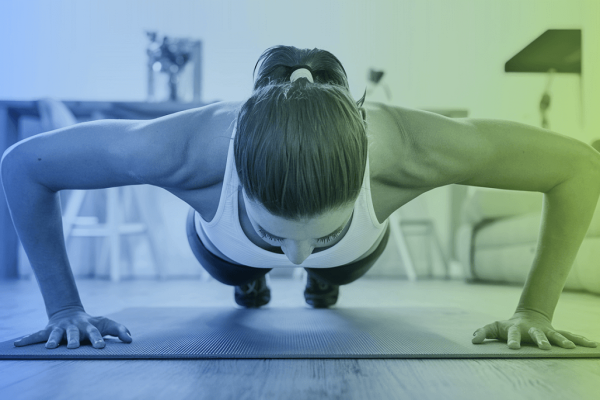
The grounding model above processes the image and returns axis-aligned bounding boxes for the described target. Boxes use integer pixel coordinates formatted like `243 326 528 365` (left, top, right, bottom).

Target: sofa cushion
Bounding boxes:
463 186 600 237
474 211 542 248
473 201 600 250
461 188 542 225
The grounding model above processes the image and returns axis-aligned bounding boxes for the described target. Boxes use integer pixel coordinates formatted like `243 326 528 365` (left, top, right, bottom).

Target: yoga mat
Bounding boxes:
1 307 599 360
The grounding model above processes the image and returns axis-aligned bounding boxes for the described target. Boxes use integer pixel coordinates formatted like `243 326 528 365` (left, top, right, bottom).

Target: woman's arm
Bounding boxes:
0 118 154 318
440 117 600 322
1 158 85 318
0 105 218 348
384 105 600 349
1 146 135 349
451 117 600 321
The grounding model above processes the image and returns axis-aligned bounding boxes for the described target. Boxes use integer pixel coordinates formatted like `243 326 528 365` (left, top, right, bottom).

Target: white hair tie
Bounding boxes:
290 68 314 83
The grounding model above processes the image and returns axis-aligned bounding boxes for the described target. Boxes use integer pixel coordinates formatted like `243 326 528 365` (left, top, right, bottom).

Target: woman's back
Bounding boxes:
174 100 432 227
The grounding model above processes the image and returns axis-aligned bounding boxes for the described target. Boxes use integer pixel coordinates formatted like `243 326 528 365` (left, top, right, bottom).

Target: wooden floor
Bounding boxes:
1 276 599 400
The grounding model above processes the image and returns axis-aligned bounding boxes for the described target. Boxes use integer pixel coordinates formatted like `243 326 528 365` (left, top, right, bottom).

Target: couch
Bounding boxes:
455 186 600 295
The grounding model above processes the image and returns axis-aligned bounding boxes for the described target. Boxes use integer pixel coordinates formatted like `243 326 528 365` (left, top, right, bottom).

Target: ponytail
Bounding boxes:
251 45 366 107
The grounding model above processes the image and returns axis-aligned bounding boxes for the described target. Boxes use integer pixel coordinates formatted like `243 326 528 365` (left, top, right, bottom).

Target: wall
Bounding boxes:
1 0 597 277
1 1 593 137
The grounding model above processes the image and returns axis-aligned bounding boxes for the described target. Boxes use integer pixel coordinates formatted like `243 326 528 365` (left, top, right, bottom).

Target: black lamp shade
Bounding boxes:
505 29 581 73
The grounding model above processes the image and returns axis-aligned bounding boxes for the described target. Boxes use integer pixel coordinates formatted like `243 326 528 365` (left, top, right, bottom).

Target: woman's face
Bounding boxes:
242 188 354 265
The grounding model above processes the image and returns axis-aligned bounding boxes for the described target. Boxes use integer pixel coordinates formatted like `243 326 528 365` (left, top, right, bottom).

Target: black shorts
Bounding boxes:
186 207 391 286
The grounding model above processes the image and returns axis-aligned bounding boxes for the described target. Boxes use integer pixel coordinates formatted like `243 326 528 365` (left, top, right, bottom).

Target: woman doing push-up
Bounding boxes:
3 45 600 352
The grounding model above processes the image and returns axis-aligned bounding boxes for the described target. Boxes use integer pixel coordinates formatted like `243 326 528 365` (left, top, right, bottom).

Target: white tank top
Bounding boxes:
195 119 389 268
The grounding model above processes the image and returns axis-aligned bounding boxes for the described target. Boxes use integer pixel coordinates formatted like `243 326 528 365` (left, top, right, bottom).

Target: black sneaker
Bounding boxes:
304 272 339 308
234 275 271 308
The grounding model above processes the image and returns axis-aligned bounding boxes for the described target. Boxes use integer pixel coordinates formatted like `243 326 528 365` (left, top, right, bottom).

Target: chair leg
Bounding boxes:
121 187 135 278
388 211 417 281
430 223 450 279
62 190 87 240
130 186 165 280
98 237 109 279
106 187 121 282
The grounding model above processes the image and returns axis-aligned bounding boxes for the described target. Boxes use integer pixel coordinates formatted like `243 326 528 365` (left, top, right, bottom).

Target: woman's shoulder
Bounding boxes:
361 101 423 178
143 100 241 193
363 100 478 189
191 100 243 130
361 101 423 148
362 101 430 132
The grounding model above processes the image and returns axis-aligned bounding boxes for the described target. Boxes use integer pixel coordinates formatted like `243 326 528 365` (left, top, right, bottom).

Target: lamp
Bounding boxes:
366 68 392 102
505 29 581 129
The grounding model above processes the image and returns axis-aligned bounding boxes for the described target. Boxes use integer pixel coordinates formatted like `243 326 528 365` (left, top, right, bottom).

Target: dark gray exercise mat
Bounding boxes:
1 307 599 359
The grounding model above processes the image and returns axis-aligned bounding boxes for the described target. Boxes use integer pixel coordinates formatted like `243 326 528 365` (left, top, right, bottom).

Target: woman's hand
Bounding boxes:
13 308 133 349
471 310 599 350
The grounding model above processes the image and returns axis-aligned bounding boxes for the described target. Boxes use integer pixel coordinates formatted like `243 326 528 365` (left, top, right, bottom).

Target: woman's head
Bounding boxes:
234 45 368 223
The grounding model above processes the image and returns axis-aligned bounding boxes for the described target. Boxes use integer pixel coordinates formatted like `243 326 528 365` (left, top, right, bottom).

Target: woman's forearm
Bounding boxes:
1 154 84 318
515 169 600 320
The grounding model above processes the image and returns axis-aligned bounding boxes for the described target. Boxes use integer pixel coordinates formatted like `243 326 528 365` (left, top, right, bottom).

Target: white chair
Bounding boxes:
388 211 419 281
391 210 449 280
60 186 165 281
18 98 165 281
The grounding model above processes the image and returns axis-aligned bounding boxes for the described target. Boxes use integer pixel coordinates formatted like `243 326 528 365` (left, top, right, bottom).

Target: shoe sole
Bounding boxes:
304 292 338 308
235 288 271 308
237 295 270 308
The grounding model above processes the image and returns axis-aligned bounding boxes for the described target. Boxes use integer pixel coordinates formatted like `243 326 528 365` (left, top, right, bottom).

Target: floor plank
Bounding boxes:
1 359 599 400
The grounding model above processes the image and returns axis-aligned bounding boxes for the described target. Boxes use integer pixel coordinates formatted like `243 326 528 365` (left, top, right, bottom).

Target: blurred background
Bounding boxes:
1 0 599 296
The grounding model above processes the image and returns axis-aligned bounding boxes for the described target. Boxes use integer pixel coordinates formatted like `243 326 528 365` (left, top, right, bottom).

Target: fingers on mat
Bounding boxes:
46 328 66 349
507 325 521 349
66 326 81 349
472 322 498 344
472 329 485 343
86 326 105 349
547 330 575 349
556 330 598 348
103 322 133 343
14 329 50 347
528 328 551 350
